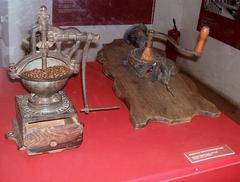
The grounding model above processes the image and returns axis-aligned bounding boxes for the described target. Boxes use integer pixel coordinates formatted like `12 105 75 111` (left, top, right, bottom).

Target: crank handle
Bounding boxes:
153 26 210 58
80 106 120 113
195 26 209 54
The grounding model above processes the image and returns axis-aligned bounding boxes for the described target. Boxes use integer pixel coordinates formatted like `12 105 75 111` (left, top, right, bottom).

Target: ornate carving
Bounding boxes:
16 91 75 120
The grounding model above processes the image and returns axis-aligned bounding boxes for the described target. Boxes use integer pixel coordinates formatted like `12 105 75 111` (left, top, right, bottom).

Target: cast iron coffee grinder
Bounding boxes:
6 6 99 155
124 24 209 95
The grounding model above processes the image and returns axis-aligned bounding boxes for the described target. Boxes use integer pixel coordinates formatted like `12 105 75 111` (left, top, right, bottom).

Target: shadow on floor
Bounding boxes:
182 72 240 124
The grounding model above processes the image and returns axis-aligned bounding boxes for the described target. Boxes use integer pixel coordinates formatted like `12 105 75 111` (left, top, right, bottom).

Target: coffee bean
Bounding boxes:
22 66 70 79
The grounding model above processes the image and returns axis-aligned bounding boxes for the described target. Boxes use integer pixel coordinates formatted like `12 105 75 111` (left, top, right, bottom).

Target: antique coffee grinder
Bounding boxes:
124 24 209 95
6 6 99 155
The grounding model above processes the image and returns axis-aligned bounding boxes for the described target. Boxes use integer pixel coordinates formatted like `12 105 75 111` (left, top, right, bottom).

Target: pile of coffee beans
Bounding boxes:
22 66 70 79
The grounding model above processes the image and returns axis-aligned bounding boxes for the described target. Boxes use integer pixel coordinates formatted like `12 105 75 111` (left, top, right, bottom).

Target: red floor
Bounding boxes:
1 63 240 182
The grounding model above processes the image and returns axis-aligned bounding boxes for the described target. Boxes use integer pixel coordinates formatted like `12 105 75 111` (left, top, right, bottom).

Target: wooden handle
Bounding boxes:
195 26 209 54
146 30 154 48
141 30 154 62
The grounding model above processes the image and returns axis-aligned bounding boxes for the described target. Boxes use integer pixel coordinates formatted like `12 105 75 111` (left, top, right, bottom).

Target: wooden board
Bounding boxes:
97 39 220 128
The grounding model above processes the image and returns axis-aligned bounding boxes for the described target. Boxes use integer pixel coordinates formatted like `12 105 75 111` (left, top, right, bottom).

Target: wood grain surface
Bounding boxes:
97 39 220 128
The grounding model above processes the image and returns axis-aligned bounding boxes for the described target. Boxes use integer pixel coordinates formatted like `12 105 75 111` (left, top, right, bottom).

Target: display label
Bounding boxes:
184 145 235 163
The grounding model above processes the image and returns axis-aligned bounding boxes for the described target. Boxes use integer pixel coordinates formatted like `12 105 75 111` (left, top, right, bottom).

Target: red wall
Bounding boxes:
53 0 155 26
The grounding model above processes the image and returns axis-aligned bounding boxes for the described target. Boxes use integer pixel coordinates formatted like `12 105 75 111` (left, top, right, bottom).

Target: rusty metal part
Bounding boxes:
80 106 120 113
123 24 147 48
80 34 120 113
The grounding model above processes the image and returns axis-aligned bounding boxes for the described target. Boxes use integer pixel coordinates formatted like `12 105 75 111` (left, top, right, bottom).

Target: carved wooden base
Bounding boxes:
6 92 83 155
97 39 220 128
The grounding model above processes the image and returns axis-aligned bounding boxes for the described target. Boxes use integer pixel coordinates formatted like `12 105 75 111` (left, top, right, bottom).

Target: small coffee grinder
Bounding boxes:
125 25 209 95
6 6 99 155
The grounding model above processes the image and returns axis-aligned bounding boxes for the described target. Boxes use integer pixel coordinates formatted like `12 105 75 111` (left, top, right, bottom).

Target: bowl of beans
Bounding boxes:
19 57 73 96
